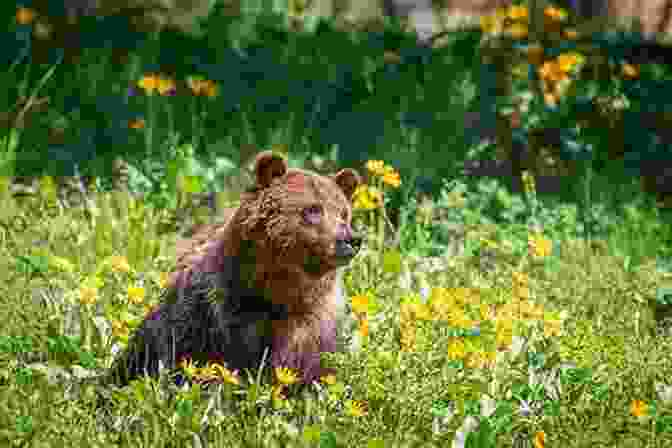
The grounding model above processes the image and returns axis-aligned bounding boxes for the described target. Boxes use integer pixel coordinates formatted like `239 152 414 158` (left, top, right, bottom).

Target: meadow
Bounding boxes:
2 1 672 447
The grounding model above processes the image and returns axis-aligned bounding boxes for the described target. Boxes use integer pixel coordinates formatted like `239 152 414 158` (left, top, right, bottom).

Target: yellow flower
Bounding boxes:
366 160 386 176
557 52 584 73
358 316 369 337
507 5 528 21
533 431 546 448
630 399 648 417
111 319 128 338
272 384 286 402
543 313 563 338
544 6 567 21
129 118 145 129
345 400 368 417
16 7 36 25
447 339 466 360
521 170 536 194
108 255 131 274
353 185 383 211
563 28 579 39
512 271 529 288
210 363 241 385
538 61 567 83
138 74 175 96
187 76 219 98
320 373 337 385
127 285 146 305
157 272 170 289
528 233 553 258
350 294 369 315
622 63 639 79
181 357 198 379
78 286 98 306
466 350 496 369
382 169 401 188
480 13 503 35
506 23 528 39
275 367 300 385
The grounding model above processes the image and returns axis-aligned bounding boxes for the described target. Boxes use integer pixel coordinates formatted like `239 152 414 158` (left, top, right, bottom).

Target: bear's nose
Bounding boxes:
334 229 362 261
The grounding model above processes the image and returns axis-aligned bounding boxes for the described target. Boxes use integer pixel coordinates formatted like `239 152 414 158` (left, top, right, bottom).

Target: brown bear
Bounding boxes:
107 151 361 386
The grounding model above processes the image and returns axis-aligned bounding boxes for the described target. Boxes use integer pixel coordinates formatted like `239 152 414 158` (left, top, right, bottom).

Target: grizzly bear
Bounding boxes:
107 151 361 386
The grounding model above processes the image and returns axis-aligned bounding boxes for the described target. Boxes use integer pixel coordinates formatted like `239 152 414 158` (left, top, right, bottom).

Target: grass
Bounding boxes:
1 160 672 447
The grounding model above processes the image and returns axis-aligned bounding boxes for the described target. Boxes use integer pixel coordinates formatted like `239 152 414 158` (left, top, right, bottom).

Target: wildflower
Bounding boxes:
480 12 503 35
127 285 146 305
543 313 564 338
129 118 145 129
156 272 170 289
210 363 241 385
447 339 466 360
512 271 529 288
507 5 528 21
275 367 300 385
557 52 585 73
528 233 552 258
544 6 567 21
506 23 528 39
16 7 36 25
320 373 337 385
630 399 648 417
533 431 545 448
187 76 218 98
108 255 131 274
466 350 496 369
622 63 639 79
366 160 386 176
79 286 98 306
353 185 383 211
521 170 536 194
563 28 579 39
111 319 127 338
272 384 287 403
538 61 567 83
358 316 369 337
181 357 198 379
350 294 369 315
345 399 368 417
137 74 176 96
382 168 401 188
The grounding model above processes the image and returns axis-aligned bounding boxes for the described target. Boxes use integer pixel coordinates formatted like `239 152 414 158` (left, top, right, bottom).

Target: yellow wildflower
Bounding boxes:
544 6 567 21
630 399 648 417
79 286 98 306
563 29 579 39
320 373 337 385
533 431 546 448
16 7 36 25
345 400 368 417
210 363 241 385
506 23 528 39
187 77 218 98
507 5 528 21
127 285 146 305
365 160 386 176
275 367 300 385
529 233 553 258
622 63 639 79
138 74 175 96
539 61 567 83
108 255 131 274
358 316 369 337
382 169 401 188
350 294 369 315
447 339 466 360
557 52 584 73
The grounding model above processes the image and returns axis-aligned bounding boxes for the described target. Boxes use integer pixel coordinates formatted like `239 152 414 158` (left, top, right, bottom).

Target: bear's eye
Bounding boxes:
303 205 322 225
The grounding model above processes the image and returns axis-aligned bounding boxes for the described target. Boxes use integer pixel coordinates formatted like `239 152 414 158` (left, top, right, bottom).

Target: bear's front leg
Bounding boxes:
271 316 335 384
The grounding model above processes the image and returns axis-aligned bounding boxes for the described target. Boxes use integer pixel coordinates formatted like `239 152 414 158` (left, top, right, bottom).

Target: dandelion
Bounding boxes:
382 168 401 188
79 286 98 306
506 23 528 39
630 399 648 417
533 431 545 448
345 399 368 417
544 6 567 21
353 185 383 211
181 357 198 379
357 316 369 338
507 5 528 21
622 63 639 79
538 61 567 83
563 28 579 39
528 233 552 258
557 52 585 73
350 294 369 315
127 285 146 305
129 118 145 129
137 74 176 96
365 160 386 176
108 255 131 274
480 13 503 35
320 373 337 385
187 76 218 98
275 367 300 385
16 7 36 25
447 339 466 360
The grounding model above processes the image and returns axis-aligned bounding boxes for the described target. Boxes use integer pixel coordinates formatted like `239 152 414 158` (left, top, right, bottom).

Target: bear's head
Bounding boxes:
235 151 362 278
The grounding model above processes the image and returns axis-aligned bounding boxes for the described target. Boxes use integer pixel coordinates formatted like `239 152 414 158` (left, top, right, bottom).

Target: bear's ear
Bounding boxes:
254 151 288 189
332 168 361 200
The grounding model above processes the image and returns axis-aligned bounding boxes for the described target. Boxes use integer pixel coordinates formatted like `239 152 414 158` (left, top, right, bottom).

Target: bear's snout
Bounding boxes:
334 233 362 263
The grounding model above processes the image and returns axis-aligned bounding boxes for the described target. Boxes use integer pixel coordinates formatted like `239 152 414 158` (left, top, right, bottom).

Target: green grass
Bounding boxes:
1 166 671 447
